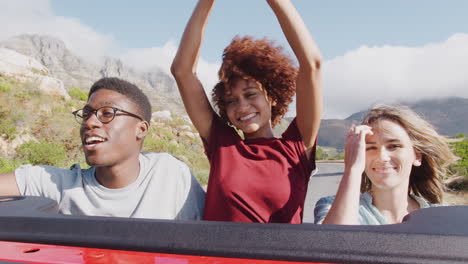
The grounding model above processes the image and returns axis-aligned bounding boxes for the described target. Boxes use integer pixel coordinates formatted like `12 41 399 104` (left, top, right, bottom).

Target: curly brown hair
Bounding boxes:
212 36 298 127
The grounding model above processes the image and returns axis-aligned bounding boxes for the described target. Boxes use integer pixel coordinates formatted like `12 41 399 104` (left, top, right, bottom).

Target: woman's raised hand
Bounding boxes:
344 125 373 175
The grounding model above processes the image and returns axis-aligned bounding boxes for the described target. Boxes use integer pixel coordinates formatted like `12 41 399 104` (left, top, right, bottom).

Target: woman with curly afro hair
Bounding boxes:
171 0 322 223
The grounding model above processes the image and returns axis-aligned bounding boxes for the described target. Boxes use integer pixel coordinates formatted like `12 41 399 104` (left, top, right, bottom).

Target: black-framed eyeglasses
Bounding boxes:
72 106 144 124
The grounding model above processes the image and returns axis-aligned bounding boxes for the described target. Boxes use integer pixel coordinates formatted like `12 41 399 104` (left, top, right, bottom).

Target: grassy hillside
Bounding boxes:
0 74 210 184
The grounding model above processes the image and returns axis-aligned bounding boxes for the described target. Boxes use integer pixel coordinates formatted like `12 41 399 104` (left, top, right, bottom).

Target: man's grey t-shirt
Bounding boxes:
15 152 205 220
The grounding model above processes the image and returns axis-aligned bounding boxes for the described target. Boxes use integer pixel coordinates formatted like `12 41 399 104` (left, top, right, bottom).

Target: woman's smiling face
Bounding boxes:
364 119 422 191
224 78 273 139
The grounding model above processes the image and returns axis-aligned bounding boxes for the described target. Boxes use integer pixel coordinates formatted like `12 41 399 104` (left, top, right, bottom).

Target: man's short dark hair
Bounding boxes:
88 77 152 122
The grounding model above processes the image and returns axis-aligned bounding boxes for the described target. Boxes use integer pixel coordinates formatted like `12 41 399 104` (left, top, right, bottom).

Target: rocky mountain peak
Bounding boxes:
0 34 80 71
100 57 134 80
0 34 186 115
1 34 67 57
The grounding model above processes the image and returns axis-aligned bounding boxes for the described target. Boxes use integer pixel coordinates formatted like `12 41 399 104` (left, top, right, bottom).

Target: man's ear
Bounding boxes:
136 121 149 140
413 151 422 167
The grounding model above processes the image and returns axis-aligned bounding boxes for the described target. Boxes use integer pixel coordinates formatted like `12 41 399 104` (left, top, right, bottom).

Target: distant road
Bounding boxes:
303 162 344 223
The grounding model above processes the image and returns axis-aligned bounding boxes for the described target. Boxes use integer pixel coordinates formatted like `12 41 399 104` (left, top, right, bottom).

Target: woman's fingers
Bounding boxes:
344 124 374 173
347 125 373 141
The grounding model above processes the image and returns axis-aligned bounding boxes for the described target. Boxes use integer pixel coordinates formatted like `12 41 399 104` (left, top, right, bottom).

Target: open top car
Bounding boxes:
0 196 467 264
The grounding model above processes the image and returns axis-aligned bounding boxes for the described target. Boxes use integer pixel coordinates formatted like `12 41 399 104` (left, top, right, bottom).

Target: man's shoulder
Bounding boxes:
139 152 194 188
140 152 185 165
14 164 92 196
140 152 189 170
16 163 86 177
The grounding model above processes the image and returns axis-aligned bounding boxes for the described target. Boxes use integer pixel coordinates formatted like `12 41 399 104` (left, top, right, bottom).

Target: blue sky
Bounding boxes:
51 0 468 62
2 0 468 118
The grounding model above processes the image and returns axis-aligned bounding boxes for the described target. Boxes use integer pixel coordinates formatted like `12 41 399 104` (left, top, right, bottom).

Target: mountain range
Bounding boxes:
0 34 184 115
1 34 467 151
315 97 468 150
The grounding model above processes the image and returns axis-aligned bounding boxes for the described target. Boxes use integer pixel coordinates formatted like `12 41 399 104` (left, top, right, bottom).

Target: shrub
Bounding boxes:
451 139 468 162
14 90 40 101
0 157 20 173
0 111 18 141
68 87 88 101
448 139 468 190
0 119 17 141
16 140 67 167
194 169 209 186
316 146 327 160
337 152 345 160
0 82 11 92
144 137 179 154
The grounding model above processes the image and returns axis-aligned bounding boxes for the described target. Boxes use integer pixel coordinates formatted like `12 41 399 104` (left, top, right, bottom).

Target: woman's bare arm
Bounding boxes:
267 0 323 160
322 125 372 224
171 0 216 141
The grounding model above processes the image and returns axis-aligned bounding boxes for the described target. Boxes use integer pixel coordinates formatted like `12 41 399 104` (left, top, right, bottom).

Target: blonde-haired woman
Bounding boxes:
314 105 457 225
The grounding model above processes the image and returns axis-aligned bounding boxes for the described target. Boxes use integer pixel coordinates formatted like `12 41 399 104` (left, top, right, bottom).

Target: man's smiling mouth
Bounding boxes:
84 136 107 146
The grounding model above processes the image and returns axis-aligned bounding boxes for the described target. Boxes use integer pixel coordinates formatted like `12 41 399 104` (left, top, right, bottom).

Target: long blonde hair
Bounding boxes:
360 105 458 203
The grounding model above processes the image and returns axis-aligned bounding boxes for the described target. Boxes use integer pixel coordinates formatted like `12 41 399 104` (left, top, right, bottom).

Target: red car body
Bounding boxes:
0 196 467 264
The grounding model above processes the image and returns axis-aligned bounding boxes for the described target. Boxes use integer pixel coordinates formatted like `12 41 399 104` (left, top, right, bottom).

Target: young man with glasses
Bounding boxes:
0 77 205 220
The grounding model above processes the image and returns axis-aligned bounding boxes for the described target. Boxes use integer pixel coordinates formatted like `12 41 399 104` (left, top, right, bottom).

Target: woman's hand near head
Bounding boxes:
320 125 373 225
344 125 373 175
266 0 322 160
171 0 216 141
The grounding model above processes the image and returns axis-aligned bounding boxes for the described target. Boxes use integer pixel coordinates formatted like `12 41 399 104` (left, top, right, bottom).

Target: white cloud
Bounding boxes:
120 41 220 98
320 33 468 119
196 58 221 97
120 41 178 74
0 0 115 63
0 0 220 96
5 1 466 121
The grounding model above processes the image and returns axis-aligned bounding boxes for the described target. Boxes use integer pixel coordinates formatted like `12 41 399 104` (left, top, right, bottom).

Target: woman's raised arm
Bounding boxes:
320 125 373 224
171 0 216 141
267 0 323 160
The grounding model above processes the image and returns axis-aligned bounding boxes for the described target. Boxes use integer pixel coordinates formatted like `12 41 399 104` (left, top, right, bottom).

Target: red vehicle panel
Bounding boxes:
0 241 329 264
1 196 468 264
